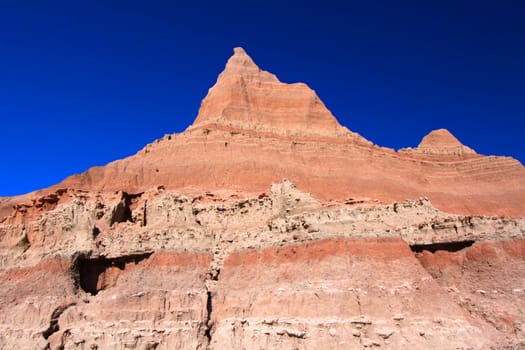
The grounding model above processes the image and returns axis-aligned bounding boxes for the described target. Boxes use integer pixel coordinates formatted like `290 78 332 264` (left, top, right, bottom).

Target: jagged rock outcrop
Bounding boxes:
1 47 525 349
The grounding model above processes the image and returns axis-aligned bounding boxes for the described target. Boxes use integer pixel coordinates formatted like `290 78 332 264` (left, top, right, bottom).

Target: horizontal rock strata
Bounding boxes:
0 181 524 348
26 48 523 218
213 238 507 349
1 47 524 349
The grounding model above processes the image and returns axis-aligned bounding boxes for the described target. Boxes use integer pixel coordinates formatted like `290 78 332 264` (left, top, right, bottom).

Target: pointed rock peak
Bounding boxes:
416 128 476 156
219 47 278 82
226 47 257 70
191 47 369 142
418 129 463 148
233 46 247 55
231 47 252 61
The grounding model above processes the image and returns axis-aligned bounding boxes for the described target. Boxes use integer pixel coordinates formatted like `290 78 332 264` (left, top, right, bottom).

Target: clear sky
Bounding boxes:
1 1 524 196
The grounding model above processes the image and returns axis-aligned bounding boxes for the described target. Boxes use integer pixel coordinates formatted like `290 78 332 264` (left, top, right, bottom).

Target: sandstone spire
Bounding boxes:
399 128 478 159
218 47 279 82
417 129 474 153
191 47 356 138
417 128 476 156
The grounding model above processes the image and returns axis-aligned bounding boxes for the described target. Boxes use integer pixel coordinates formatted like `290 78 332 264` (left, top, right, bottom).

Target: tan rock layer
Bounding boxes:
51 251 211 349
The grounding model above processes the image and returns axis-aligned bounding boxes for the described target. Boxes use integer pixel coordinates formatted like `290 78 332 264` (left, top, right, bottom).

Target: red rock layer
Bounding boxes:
0 252 212 349
0 257 76 349
415 239 525 345
49 251 211 349
211 238 502 349
29 47 525 218
53 126 525 217
192 47 353 138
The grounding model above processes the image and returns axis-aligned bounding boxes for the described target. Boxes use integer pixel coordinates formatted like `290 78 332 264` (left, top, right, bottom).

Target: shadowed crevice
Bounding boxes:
74 252 153 295
42 303 76 340
110 192 144 226
205 291 213 343
410 240 475 253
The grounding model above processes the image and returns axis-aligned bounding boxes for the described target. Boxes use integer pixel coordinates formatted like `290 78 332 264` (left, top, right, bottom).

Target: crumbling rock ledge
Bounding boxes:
0 180 524 349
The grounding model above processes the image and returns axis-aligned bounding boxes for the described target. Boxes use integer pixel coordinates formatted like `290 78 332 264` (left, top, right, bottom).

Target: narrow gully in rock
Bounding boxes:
202 234 229 348
205 291 213 343
42 303 76 342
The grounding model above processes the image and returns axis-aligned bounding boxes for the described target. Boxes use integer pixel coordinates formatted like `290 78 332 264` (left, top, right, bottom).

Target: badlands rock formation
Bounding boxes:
40 47 525 217
0 48 524 349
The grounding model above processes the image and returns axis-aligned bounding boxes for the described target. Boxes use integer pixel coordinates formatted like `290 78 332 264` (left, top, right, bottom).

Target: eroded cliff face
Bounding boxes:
1 180 524 349
39 47 525 218
1 47 525 349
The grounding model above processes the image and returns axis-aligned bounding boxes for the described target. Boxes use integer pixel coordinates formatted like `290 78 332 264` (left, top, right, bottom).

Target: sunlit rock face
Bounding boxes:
41 47 525 217
0 47 524 349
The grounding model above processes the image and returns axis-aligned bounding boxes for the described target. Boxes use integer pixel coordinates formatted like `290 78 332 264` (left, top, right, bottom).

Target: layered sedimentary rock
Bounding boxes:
1 180 525 349
50 252 211 349
0 257 75 349
399 128 477 159
415 239 525 343
213 238 504 349
193 47 352 138
1 47 525 349
39 48 525 217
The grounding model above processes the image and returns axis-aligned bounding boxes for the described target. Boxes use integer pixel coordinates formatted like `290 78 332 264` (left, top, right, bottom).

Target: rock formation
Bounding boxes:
399 128 478 158
0 47 524 349
35 47 525 217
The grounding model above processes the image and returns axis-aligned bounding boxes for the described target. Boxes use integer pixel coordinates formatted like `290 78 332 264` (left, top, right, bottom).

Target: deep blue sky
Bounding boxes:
1 1 524 196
